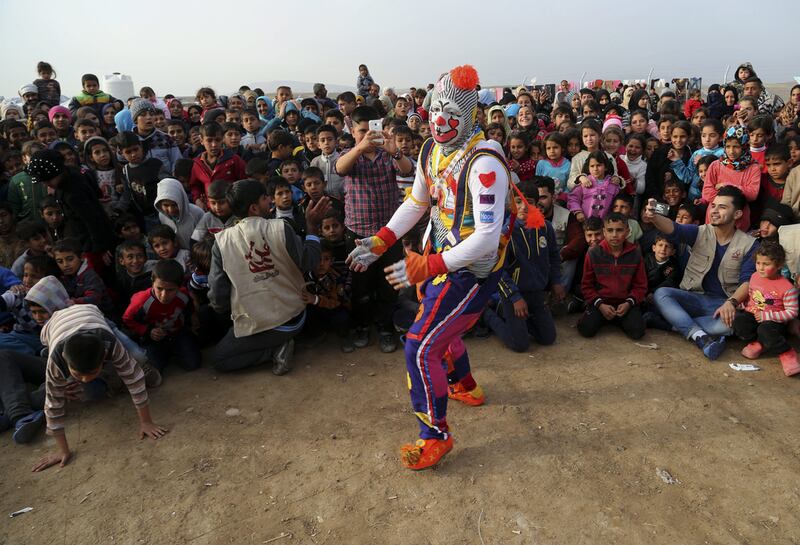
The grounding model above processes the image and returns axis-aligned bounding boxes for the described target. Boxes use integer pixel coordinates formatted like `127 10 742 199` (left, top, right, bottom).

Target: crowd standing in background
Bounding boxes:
1 60 800 471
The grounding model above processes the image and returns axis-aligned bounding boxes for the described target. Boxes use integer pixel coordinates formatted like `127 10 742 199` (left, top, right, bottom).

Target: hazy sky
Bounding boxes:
1 0 796 99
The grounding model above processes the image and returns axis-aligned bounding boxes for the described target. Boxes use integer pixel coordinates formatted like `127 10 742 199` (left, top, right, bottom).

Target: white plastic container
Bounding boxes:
103 73 135 99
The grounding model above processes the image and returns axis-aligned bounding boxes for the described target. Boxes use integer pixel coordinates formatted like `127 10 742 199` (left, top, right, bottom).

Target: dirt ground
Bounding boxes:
2 315 799 545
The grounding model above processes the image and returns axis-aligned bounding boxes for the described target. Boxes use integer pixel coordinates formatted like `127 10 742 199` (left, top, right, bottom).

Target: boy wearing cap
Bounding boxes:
756 201 794 242
18 84 40 117
129 98 183 176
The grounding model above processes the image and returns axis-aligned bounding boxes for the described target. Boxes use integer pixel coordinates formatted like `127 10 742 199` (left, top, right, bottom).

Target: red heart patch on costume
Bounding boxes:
478 172 496 187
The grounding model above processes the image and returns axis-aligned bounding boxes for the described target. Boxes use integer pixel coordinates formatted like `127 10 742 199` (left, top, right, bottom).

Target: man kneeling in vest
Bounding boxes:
642 186 758 360
208 179 330 375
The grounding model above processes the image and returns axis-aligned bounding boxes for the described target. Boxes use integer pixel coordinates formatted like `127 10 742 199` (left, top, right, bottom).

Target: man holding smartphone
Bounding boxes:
334 106 413 353
643 187 758 360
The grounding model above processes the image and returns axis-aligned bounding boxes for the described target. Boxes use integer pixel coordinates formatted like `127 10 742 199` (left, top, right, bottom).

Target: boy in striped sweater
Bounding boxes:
32 304 168 472
732 241 800 376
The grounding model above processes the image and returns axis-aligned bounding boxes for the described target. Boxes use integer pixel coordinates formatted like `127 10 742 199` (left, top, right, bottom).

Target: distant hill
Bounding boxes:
248 80 354 97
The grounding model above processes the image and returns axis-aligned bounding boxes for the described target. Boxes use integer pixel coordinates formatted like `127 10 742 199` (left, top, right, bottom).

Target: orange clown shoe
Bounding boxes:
400 437 454 470
448 383 486 406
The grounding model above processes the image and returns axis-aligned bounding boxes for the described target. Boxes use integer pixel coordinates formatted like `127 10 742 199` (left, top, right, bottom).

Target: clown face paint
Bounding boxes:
429 98 465 146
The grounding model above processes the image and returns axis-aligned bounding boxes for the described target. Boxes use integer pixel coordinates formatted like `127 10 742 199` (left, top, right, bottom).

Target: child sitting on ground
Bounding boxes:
52 238 111 314
642 234 680 330
301 244 353 352
191 179 235 243
483 179 563 352
147 224 190 271
732 241 800 376
577 212 647 339
187 238 228 345
32 303 167 472
155 177 204 251
123 259 201 374
565 216 606 313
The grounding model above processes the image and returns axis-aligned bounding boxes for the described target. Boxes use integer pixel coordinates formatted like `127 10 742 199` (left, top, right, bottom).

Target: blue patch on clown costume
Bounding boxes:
479 211 494 223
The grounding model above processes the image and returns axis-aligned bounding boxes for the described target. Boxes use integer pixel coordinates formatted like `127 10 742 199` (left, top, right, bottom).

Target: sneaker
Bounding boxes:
473 317 490 339
340 334 355 354
353 327 370 348
142 362 163 389
448 383 486 406
271 339 295 376
0 414 10 433
12 410 45 444
566 296 584 314
741 341 764 360
400 436 454 470
779 348 800 377
702 335 726 361
379 331 397 353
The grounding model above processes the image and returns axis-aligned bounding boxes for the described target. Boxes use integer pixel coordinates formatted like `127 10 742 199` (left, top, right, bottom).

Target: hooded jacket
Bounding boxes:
25 275 71 315
155 178 204 250
486 105 512 139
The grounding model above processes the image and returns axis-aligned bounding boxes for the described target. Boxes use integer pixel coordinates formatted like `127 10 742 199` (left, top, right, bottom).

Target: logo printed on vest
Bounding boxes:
245 240 279 280
730 250 742 261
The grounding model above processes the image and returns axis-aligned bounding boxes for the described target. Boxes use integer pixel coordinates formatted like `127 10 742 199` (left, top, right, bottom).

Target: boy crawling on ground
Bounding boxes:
32 304 167 472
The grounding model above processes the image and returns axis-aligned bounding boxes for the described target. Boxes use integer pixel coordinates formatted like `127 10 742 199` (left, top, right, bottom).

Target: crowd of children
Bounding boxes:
0 60 799 470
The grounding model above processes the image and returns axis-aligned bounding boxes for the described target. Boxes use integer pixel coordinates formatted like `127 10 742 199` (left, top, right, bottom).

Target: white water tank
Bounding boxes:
103 73 135 99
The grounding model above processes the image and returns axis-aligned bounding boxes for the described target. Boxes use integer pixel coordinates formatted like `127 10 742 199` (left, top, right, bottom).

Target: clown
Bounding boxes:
347 65 543 470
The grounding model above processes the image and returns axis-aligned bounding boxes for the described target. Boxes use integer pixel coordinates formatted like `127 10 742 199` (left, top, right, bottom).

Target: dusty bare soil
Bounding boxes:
2 316 799 545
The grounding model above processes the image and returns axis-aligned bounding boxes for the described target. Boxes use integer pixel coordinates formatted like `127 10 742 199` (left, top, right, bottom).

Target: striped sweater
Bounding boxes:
41 305 147 435
744 273 799 323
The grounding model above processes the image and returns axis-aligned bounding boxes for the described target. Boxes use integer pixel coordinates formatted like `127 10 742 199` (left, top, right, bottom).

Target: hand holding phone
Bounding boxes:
368 119 384 145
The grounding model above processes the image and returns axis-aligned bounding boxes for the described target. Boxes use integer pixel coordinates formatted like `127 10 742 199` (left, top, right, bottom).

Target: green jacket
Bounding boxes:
7 171 48 220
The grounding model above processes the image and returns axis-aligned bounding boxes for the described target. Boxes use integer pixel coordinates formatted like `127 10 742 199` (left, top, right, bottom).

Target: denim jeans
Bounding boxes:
0 330 43 356
653 287 732 338
145 328 202 373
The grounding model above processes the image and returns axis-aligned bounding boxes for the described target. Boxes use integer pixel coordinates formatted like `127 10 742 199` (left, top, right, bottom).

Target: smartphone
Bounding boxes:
368 119 384 145
653 201 671 216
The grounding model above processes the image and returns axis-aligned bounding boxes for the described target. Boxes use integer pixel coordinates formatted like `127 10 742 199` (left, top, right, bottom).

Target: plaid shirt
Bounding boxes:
335 149 401 237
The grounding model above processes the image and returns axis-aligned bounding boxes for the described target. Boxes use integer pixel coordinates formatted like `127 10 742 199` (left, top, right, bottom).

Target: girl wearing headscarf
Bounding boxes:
701 126 760 230
486 105 512 137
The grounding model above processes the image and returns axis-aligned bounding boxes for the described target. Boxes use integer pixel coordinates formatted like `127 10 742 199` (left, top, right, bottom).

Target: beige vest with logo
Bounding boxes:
679 225 755 297
216 217 306 337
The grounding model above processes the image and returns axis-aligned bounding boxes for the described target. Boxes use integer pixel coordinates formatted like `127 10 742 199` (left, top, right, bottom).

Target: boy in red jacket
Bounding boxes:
578 212 648 339
123 260 201 373
188 122 246 208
